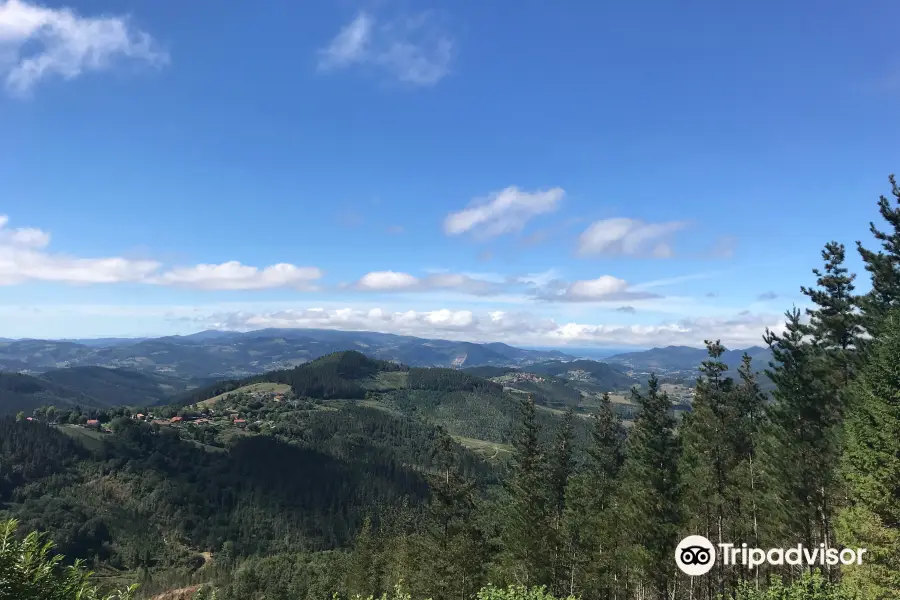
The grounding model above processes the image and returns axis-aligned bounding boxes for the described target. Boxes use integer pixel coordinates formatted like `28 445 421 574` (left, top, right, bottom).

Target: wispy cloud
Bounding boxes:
317 12 373 69
317 10 453 86
616 306 637 314
630 271 725 291
0 0 167 95
757 291 779 301
576 217 688 258
444 186 565 239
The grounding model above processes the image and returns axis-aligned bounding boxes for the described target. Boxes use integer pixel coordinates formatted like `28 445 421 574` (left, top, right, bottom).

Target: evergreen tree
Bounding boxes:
836 309 900 599
856 174 900 336
731 354 772 591
678 340 735 599
547 409 575 597
561 394 625 600
801 241 863 384
764 309 840 559
424 431 488 600
620 375 681 600
346 517 384 598
500 395 551 587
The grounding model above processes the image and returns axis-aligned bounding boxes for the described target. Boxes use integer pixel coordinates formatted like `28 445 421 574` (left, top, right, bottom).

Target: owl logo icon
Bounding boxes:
675 535 716 576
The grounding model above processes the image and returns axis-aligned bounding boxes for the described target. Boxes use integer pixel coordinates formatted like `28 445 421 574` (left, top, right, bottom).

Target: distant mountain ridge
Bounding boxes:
0 328 575 379
605 345 772 372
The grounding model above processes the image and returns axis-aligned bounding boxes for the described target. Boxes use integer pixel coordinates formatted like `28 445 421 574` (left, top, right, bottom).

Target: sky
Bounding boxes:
1 0 898 349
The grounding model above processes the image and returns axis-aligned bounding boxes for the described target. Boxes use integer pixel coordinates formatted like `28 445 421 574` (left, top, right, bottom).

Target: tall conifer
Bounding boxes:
621 375 681 600
836 310 900 599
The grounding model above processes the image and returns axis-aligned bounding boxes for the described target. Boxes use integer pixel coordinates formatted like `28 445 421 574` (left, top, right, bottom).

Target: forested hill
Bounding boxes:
526 359 635 388
0 368 194 417
0 372 107 416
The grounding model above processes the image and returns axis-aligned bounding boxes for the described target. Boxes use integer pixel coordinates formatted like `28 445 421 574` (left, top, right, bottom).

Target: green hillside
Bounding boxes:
0 372 103 416
526 359 635 390
39 366 193 407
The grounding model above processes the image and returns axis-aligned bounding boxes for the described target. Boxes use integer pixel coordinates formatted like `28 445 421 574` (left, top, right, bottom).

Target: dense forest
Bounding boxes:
4 176 900 600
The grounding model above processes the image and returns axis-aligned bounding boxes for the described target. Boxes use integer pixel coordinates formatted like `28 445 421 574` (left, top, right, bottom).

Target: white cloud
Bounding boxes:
566 276 629 298
577 218 688 257
0 215 322 290
0 0 167 95
0 215 49 248
357 270 420 290
444 186 565 238
194 305 787 349
154 262 322 291
0 215 160 284
318 10 453 86
354 270 501 295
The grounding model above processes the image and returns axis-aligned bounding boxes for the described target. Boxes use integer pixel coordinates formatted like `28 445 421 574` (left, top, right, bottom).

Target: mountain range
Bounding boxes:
0 329 574 379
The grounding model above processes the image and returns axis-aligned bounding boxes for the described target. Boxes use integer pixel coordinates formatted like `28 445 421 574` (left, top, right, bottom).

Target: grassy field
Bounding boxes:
197 382 291 407
56 424 108 451
454 435 513 461
364 371 409 391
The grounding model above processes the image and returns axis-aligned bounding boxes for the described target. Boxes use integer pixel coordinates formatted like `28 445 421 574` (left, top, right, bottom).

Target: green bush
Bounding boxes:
0 519 137 600
732 572 859 600
476 584 577 600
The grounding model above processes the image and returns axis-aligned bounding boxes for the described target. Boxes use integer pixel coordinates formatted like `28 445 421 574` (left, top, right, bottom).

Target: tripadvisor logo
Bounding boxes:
675 535 868 576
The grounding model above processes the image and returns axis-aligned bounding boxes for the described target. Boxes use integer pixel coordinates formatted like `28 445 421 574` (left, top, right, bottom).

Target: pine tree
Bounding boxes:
621 375 681 600
801 241 863 384
764 309 840 559
856 174 900 336
561 394 625 600
547 409 575 597
835 309 900 599
500 395 551 587
678 340 735 599
424 431 488 600
346 517 383 598
731 354 771 591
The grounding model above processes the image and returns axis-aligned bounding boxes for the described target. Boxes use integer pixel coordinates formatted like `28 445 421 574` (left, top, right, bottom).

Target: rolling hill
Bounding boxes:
526 359 636 389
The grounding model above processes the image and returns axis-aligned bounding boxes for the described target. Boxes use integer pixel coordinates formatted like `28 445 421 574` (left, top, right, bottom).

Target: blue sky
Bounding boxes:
1 0 898 348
